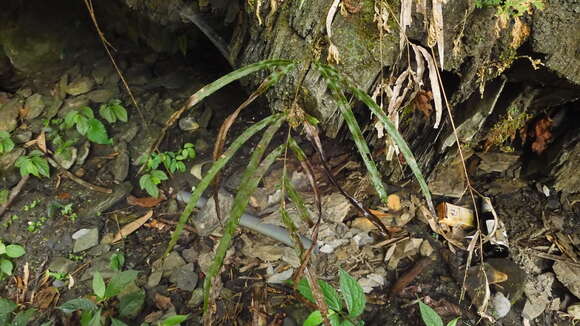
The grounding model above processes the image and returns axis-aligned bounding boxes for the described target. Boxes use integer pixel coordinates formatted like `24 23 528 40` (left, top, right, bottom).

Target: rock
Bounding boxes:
81 181 132 218
267 268 294 284
81 252 116 281
0 98 22 132
487 258 527 304
87 244 111 257
553 261 580 298
522 272 555 319
24 94 45 120
66 76 95 96
52 279 66 288
72 228 99 253
182 248 198 263
0 147 24 170
116 122 140 143
48 257 76 274
53 147 77 170
178 117 199 131
147 271 163 288
169 263 198 291
491 292 511 319
161 251 186 277
112 142 129 183
92 61 115 85
42 97 63 119
11 130 32 144
76 141 90 166
477 152 520 174
193 191 234 236
188 288 204 307
86 88 116 103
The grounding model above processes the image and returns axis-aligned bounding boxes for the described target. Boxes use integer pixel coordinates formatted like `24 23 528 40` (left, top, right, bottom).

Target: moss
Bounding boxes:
483 106 531 151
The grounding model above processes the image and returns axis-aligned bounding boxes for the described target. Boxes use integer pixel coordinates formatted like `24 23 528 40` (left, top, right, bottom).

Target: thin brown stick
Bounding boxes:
389 256 433 297
83 0 146 126
0 175 30 218
47 156 112 194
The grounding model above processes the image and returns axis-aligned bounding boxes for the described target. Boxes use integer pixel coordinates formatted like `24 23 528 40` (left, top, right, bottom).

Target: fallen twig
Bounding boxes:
47 156 112 194
389 256 433 297
0 175 30 218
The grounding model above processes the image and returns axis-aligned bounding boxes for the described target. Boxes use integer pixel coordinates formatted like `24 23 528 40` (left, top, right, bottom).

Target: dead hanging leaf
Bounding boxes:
127 195 165 208
34 287 59 309
531 117 552 154
413 44 443 129
399 0 413 51
326 0 341 64
342 0 362 14
510 17 530 49
108 210 153 243
432 0 445 67
413 90 433 118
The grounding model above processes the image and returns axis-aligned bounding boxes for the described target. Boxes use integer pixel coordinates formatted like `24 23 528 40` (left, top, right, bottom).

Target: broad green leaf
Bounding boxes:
11 308 36 326
118 289 145 319
298 278 342 313
76 116 90 136
5 244 25 258
86 118 111 144
329 313 341 326
110 253 125 271
112 104 128 122
79 107 94 119
339 269 365 317
446 317 459 326
63 111 79 129
319 280 342 312
139 174 159 198
340 320 355 326
92 271 106 298
58 298 97 313
0 297 17 314
0 132 14 154
303 310 323 326
0 242 6 255
419 301 443 326
87 308 102 326
104 270 139 298
99 105 116 123
31 156 50 178
111 318 129 326
160 314 190 326
150 169 168 181
0 259 13 275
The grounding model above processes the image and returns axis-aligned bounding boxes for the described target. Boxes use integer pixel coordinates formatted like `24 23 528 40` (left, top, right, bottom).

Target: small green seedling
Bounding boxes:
138 143 196 197
0 297 35 325
23 200 40 212
63 107 112 145
0 241 25 280
67 253 85 262
15 150 50 178
58 268 142 326
47 270 69 281
419 301 459 326
99 99 128 124
299 269 366 326
26 216 47 233
0 131 14 154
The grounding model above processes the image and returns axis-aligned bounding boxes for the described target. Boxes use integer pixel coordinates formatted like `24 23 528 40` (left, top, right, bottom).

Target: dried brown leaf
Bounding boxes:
127 195 165 208
414 45 443 128
109 210 153 243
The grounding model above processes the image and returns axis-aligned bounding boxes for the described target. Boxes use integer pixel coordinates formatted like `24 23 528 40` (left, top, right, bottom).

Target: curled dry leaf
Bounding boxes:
414 90 433 118
413 44 443 128
531 117 552 154
108 210 153 243
127 195 165 208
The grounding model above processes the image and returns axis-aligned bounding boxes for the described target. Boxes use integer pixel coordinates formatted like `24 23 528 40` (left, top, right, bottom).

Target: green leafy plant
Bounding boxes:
0 297 35 326
58 268 141 326
419 301 459 326
99 99 128 124
0 132 14 155
0 190 8 205
298 269 366 326
63 107 112 145
26 216 47 233
23 200 40 212
475 0 543 17
15 150 50 178
156 59 433 320
0 241 25 281
138 143 196 197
